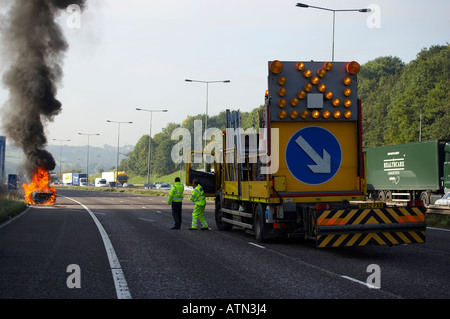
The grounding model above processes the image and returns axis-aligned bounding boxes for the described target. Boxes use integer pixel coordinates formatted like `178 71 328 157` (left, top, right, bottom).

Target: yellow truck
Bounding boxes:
187 60 426 248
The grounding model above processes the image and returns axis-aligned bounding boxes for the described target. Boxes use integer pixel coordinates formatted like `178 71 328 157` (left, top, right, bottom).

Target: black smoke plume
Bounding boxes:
1 0 86 178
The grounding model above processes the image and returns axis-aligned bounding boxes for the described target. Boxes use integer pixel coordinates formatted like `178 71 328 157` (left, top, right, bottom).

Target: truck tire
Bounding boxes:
215 191 233 231
377 191 386 202
385 191 392 202
254 204 267 243
420 191 429 205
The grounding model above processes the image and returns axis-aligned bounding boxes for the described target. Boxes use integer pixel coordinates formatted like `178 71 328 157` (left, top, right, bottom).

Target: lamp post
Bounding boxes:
295 3 371 61
185 79 230 169
53 138 70 182
404 104 423 142
136 108 168 186
107 120 132 187
78 133 99 185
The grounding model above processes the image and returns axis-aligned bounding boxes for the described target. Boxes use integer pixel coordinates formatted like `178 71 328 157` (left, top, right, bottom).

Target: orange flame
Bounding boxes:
22 166 57 205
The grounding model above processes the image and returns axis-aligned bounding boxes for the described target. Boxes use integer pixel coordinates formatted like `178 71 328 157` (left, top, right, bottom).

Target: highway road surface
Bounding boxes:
0 188 449 303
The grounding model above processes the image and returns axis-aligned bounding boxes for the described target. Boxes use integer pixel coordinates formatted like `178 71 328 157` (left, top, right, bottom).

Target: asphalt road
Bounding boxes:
0 188 449 302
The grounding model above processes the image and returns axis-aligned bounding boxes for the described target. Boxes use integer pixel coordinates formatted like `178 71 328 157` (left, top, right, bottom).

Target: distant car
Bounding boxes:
159 183 171 190
123 183 133 187
154 182 162 189
95 178 107 187
435 192 450 206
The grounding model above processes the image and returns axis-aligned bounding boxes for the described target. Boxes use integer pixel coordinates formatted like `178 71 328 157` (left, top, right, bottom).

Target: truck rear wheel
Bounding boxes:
215 192 233 231
254 204 267 243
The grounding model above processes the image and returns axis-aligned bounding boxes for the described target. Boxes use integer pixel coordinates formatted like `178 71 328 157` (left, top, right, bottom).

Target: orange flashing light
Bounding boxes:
270 60 284 74
278 76 287 85
344 110 352 119
346 61 360 75
343 88 352 97
300 110 309 119
304 83 313 92
344 99 352 108
290 98 299 106
333 110 341 119
297 90 306 99
303 69 312 78
290 110 298 119
312 110 320 119
296 62 305 71
332 98 340 106
317 69 327 78
278 110 287 119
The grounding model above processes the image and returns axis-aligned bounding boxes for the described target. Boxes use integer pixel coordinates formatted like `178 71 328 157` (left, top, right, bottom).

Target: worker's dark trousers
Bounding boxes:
172 202 182 229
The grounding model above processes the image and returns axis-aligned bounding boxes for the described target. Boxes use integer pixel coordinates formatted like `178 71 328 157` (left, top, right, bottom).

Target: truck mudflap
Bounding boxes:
314 205 426 248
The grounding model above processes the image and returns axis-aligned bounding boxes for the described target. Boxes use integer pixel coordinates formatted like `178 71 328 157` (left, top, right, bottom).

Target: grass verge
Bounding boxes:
0 191 27 223
426 213 450 228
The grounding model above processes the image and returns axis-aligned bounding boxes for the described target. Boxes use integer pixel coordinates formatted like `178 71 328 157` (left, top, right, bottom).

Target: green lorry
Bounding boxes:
365 140 450 204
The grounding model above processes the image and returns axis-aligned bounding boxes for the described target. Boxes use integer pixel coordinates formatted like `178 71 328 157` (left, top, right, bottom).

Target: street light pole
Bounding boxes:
78 133 99 185
107 120 132 187
136 108 168 186
295 3 371 61
404 104 423 142
185 79 230 169
53 138 70 182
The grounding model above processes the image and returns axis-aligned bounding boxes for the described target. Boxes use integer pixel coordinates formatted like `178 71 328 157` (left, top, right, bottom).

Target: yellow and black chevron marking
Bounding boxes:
314 206 426 248
317 230 426 248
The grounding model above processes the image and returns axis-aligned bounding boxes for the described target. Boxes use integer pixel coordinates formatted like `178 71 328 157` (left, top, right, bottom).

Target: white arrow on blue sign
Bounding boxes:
285 127 342 185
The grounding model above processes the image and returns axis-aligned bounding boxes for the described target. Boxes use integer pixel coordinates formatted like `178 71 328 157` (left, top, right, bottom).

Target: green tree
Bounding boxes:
151 122 180 176
359 44 449 146
359 56 404 147
127 135 151 176
387 44 450 144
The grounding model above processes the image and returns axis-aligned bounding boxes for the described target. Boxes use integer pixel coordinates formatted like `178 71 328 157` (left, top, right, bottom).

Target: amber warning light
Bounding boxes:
267 60 360 121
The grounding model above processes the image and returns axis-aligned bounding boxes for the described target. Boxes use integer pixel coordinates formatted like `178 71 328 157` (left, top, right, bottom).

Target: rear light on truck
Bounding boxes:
315 203 333 210
407 200 424 207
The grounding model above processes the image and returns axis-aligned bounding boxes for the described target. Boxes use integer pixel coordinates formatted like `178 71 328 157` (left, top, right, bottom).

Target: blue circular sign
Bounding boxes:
285 126 342 185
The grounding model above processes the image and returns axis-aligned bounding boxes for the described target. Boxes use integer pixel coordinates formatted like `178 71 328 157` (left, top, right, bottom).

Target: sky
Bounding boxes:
0 0 449 148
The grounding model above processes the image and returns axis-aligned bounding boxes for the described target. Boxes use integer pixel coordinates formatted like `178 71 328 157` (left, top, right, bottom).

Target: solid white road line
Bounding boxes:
427 226 450 232
248 242 266 249
341 275 379 289
0 207 31 230
63 196 132 299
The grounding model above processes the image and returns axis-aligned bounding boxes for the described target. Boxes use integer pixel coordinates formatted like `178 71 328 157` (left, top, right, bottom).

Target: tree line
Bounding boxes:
120 44 449 177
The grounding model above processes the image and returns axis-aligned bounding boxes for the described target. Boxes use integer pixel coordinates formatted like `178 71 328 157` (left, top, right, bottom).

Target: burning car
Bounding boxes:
23 166 57 205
